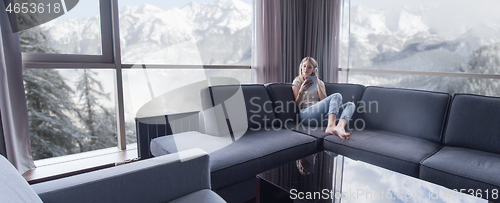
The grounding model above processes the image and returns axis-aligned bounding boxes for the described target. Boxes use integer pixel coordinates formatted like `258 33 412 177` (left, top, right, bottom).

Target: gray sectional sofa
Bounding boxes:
1 149 226 203
145 85 318 202
420 94 500 198
137 83 500 203
324 86 450 177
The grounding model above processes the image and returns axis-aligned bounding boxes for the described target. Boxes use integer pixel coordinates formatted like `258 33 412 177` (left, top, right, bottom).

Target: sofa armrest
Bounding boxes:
198 110 206 134
32 149 211 203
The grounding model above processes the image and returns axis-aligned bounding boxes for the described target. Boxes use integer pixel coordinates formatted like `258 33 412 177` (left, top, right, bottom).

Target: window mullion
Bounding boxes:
109 0 126 150
99 0 114 63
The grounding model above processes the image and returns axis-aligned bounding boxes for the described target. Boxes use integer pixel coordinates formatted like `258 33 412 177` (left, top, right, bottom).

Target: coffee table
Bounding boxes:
256 151 488 203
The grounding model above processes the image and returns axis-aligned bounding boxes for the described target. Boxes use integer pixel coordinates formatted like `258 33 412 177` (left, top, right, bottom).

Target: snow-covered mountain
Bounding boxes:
348 4 500 97
348 4 500 71
41 0 252 65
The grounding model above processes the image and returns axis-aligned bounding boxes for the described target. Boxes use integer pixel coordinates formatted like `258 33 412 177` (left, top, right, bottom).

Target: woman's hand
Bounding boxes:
299 79 313 94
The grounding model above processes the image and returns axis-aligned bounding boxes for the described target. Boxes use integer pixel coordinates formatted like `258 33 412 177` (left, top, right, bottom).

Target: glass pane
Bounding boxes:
23 69 121 160
348 71 500 97
338 0 350 83
349 0 500 75
123 68 252 139
342 156 485 202
118 0 252 65
19 0 102 55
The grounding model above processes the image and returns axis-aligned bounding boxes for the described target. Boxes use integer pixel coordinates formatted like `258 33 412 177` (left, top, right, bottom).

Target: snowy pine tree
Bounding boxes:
456 42 500 96
465 42 500 75
75 70 117 151
17 0 57 54
19 27 57 54
23 69 84 159
18 0 85 159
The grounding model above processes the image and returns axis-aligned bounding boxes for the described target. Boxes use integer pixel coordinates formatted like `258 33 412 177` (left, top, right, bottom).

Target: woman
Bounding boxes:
292 57 355 139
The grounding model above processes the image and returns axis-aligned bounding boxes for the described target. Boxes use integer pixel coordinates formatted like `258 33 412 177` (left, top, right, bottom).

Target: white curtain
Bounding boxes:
253 0 341 84
0 0 36 173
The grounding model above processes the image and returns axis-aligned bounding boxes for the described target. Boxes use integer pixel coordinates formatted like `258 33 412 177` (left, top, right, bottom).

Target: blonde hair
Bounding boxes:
295 56 318 85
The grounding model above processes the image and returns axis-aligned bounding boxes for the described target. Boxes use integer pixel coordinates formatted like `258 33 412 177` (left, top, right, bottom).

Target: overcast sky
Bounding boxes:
59 0 252 20
352 0 500 21
351 0 500 39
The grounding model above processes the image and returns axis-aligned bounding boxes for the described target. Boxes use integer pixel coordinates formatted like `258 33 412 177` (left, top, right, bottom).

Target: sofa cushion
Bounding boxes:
151 131 233 156
291 123 329 139
202 85 276 134
357 86 450 143
238 85 277 130
420 146 500 192
200 85 248 138
323 129 442 177
324 83 365 104
0 156 43 203
168 189 226 203
286 123 329 151
444 94 500 154
209 129 316 189
264 83 300 124
135 115 172 159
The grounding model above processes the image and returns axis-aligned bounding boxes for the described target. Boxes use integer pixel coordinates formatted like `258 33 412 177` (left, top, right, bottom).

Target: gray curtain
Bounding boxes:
0 111 6 158
303 0 340 83
281 0 305 83
253 0 283 84
254 0 341 83
0 1 36 173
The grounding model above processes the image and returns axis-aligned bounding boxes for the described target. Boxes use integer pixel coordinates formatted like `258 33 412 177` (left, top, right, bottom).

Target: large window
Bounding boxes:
118 0 252 140
20 0 116 160
343 0 500 97
21 0 253 161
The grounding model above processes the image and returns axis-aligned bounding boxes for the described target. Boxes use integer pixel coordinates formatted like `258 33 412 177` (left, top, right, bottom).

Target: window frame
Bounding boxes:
21 0 252 158
21 0 125 152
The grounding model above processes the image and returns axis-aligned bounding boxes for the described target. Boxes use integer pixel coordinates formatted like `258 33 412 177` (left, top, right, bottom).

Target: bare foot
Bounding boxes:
325 126 335 135
332 126 352 139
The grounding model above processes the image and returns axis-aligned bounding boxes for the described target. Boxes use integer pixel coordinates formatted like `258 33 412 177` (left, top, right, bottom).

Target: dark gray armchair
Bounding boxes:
0 149 226 203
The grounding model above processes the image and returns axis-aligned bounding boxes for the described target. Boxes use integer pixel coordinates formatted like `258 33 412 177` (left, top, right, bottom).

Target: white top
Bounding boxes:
292 77 325 109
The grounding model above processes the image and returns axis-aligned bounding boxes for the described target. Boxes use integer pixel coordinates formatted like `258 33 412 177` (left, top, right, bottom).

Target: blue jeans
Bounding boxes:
299 93 355 127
